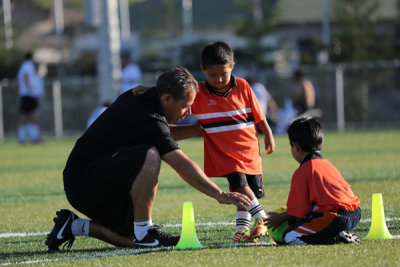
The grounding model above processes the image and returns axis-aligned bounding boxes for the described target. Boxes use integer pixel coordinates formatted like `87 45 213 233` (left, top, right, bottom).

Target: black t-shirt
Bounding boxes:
65 88 179 168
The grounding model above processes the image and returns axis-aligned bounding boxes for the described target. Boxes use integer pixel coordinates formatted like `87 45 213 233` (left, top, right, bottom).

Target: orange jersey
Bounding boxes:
287 152 360 218
191 76 266 177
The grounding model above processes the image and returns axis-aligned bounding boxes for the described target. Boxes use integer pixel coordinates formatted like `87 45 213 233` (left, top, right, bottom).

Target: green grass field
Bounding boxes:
1 130 399 266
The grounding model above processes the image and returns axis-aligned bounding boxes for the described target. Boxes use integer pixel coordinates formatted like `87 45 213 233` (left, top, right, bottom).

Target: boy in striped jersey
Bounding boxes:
188 41 275 242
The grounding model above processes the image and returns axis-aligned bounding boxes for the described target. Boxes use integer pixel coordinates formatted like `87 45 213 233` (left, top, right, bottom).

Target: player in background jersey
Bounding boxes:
171 41 275 243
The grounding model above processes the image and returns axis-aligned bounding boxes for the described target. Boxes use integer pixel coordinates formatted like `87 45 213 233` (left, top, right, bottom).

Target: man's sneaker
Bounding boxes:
133 224 180 248
45 209 79 251
249 217 268 240
233 228 253 243
337 230 362 244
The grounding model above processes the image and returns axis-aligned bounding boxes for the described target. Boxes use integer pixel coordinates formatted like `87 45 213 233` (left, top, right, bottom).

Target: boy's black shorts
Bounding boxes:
226 172 265 199
19 96 38 115
64 144 152 237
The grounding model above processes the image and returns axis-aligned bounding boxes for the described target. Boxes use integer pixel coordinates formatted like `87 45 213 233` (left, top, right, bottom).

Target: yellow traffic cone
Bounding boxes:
365 193 393 240
175 202 203 250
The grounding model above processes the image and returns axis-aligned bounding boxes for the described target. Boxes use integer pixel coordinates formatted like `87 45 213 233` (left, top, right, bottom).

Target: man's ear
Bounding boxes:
160 93 174 105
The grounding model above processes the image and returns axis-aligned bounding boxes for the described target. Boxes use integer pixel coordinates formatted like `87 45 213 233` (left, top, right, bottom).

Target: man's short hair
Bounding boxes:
155 67 198 101
287 117 324 152
200 41 234 70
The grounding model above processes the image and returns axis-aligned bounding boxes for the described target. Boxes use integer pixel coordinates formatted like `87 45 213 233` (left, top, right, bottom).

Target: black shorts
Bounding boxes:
226 172 265 199
64 144 152 237
19 96 38 115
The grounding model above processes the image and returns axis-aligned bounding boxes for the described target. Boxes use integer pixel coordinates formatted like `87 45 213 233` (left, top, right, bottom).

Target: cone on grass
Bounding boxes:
175 202 203 250
365 193 393 240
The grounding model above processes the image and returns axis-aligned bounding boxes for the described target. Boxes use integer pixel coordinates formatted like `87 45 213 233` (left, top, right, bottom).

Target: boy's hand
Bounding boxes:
264 135 275 155
131 85 150 96
265 212 286 231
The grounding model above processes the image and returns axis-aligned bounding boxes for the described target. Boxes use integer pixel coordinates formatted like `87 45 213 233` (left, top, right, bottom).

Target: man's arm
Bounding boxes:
169 123 201 141
162 149 252 208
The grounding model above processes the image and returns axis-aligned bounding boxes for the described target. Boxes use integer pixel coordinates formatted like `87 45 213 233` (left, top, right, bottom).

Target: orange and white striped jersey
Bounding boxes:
191 76 266 177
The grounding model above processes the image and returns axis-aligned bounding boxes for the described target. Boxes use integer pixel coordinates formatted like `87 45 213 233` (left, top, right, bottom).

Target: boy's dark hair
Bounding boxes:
287 117 324 152
155 66 198 101
200 41 234 70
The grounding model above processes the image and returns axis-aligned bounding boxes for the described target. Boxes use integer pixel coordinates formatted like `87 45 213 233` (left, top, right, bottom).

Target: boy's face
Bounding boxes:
201 63 234 91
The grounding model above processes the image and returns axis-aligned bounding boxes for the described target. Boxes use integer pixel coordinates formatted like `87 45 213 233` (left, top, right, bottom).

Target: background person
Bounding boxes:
86 102 110 128
291 69 315 115
120 51 142 94
246 76 280 129
16 52 41 144
45 67 252 251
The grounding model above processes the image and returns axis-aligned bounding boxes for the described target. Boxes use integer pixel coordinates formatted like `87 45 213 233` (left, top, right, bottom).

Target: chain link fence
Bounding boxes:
1 61 399 140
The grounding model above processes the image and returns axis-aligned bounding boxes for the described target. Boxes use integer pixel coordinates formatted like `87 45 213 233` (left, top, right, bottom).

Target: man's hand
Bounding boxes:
216 192 252 209
131 85 150 96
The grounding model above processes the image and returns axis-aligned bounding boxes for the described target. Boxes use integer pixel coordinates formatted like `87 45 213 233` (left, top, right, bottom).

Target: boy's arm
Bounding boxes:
256 119 275 154
265 211 298 231
169 122 201 141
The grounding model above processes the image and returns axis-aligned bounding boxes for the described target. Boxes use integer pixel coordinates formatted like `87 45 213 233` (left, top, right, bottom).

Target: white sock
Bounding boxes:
26 123 34 141
71 218 90 236
235 211 251 232
246 198 267 219
17 125 27 143
134 219 153 241
30 124 40 142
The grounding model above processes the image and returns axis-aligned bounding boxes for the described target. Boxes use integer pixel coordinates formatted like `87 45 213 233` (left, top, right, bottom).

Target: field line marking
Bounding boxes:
0 242 274 266
1 217 399 238
1 217 400 238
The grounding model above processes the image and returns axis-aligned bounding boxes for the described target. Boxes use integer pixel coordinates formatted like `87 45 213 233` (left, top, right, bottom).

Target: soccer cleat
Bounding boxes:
249 217 268 240
45 209 79 251
133 224 180 248
336 230 362 244
233 228 253 243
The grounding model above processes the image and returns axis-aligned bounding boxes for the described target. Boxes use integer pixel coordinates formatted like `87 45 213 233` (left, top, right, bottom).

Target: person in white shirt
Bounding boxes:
120 52 142 94
246 76 280 130
16 52 42 144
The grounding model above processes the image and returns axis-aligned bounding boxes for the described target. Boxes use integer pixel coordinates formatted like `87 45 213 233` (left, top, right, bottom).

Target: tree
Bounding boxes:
232 0 280 42
331 0 381 62
231 0 280 67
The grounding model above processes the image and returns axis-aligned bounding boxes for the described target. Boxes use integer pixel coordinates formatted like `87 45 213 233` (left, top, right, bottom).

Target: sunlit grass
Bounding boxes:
0 131 399 266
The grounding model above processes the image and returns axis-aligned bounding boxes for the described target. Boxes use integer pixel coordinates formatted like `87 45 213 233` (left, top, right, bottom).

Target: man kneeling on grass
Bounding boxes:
265 117 362 245
45 67 251 251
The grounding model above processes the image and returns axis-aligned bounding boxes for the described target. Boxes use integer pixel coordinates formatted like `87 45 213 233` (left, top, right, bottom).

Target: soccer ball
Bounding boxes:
267 207 290 244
